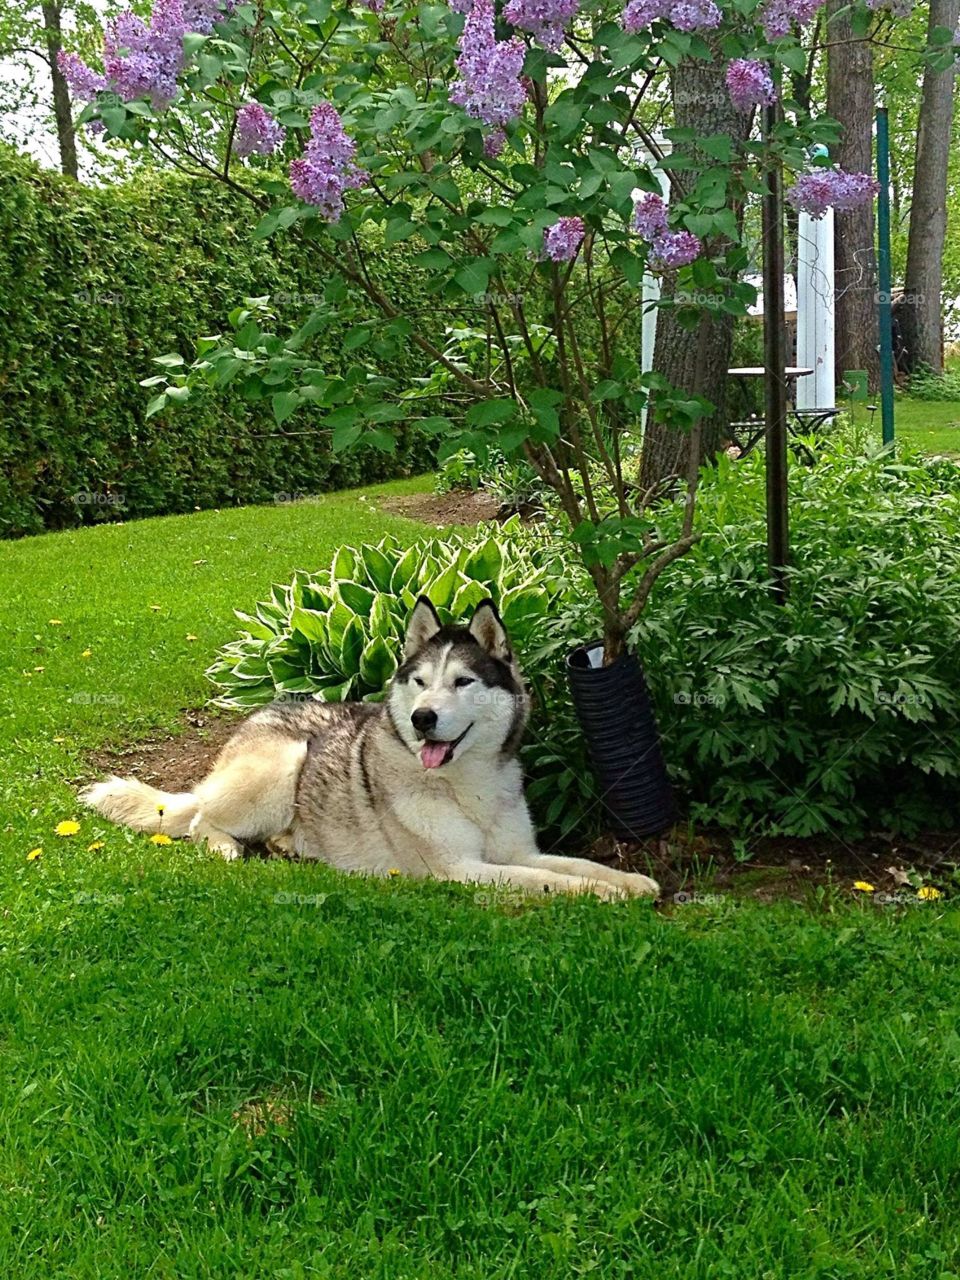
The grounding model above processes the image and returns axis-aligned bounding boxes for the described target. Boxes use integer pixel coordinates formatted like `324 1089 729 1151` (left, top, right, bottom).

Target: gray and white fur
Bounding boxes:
81 597 660 900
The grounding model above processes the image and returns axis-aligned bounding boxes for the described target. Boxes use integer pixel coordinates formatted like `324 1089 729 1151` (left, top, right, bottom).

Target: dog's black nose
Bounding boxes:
411 708 438 734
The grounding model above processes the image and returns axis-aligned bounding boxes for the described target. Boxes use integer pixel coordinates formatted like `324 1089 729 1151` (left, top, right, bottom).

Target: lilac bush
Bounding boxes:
58 0 895 660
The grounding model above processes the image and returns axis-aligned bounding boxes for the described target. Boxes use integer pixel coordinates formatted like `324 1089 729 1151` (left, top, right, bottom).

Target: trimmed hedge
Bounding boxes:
0 147 436 537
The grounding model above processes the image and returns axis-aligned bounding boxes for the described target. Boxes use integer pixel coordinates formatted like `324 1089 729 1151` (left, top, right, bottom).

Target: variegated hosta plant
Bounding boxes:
207 520 565 708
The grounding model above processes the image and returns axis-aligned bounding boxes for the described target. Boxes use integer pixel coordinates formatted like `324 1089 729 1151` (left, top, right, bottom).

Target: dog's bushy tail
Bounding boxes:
80 777 198 837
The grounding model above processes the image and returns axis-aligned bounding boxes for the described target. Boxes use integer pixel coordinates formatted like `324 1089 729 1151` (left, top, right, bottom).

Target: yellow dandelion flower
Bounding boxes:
150 833 172 846
387 868 401 877
49 619 63 626
27 847 42 862
149 604 162 612
156 804 165 815
55 820 81 837
53 736 66 744
34 666 45 673
185 634 198 642
81 649 92 659
918 886 942 901
87 841 105 852
853 881 875 893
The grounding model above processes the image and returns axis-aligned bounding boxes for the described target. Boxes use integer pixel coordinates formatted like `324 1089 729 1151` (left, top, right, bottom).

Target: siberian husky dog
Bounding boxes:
81 598 660 900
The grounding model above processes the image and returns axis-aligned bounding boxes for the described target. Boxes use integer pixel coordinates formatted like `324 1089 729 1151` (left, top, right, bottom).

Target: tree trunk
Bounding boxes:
640 58 751 490
42 2 79 180
826 0 878 390
900 0 959 375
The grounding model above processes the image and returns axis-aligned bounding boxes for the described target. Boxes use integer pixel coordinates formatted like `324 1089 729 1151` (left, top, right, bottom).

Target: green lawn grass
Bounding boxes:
3 478 960 1278
893 397 960 455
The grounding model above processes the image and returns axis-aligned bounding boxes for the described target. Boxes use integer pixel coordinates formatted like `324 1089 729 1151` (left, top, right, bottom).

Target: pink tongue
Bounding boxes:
421 741 450 769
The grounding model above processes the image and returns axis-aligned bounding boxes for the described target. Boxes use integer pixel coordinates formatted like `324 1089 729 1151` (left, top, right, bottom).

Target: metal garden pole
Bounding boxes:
762 102 789 604
876 106 895 447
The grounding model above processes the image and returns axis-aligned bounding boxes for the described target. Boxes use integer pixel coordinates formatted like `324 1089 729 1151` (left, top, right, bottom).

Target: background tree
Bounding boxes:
640 58 753 490
826 0 879 388
900 0 960 374
0 0 134 177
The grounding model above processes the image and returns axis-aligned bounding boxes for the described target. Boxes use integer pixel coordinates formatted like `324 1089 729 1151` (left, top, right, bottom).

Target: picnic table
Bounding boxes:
726 366 840 462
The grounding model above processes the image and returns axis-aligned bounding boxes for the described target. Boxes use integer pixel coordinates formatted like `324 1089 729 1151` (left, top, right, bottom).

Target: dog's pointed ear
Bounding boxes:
404 596 442 658
469 599 511 660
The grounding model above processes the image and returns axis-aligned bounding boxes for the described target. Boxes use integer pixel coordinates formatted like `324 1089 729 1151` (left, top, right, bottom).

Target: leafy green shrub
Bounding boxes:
436 448 547 516
207 522 564 708
902 365 960 402
0 146 435 537
208 521 598 835
554 439 960 837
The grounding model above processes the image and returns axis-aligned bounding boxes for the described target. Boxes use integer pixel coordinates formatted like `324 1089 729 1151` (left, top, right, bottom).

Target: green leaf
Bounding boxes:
359 634 397 689
454 258 496 295
338 580 376 615
466 398 516 428
339 615 366 675
272 392 300 425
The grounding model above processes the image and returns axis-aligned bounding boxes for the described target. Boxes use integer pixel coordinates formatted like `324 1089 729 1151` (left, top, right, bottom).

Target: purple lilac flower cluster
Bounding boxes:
543 216 586 262
632 192 701 269
59 0 236 110
631 192 668 239
450 0 527 128
760 0 822 39
648 230 702 268
503 0 581 51
359 0 386 11
484 128 507 158
621 0 719 33
289 103 367 222
786 168 879 220
233 103 286 158
726 59 777 111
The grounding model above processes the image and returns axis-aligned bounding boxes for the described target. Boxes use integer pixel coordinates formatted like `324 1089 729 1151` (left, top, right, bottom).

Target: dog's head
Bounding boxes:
387 596 530 770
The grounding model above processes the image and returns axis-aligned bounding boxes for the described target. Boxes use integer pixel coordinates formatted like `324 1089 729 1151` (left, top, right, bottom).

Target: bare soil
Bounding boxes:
87 709 243 792
378 488 543 527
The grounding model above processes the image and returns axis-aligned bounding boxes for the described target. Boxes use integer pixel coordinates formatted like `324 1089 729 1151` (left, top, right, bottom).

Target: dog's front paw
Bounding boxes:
588 879 629 901
616 872 661 898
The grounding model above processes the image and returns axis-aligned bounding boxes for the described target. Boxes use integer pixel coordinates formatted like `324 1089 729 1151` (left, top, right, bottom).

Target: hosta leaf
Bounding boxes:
340 615 366 675
290 606 329 644
463 537 503 584
390 545 422 595
369 593 396 640
422 562 462 610
361 543 394 592
331 545 358 583
359 635 398 689
337 580 376 615
452 579 490 614
234 609 277 641
500 585 549 630
316 677 354 703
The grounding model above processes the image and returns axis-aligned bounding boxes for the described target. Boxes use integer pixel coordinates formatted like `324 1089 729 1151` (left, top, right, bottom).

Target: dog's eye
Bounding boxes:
412 676 426 688
454 677 475 689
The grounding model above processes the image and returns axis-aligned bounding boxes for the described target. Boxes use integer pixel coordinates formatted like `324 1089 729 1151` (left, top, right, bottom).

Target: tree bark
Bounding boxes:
900 0 960 375
640 58 751 490
826 0 878 389
42 2 79 180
